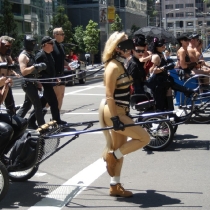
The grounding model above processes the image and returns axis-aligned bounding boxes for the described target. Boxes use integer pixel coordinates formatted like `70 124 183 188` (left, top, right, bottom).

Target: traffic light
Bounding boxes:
179 21 183 28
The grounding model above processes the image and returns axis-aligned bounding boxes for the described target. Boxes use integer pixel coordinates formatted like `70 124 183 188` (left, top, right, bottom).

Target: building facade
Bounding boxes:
67 0 147 60
0 0 67 39
161 0 210 48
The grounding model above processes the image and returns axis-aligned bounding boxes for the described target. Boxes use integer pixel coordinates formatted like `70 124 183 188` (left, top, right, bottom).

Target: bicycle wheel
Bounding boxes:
140 116 174 150
184 90 210 124
8 166 39 182
0 161 9 201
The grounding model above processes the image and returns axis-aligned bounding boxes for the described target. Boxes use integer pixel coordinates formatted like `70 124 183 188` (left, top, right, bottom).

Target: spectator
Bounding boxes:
69 50 78 61
85 52 90 65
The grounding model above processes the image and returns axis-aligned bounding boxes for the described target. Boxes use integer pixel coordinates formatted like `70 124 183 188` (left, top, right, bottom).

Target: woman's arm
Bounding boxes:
149 54 163 75
139 54 152 63
105 63 119 117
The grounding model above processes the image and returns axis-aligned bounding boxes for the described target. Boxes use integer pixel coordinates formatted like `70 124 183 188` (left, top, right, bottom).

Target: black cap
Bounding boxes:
133 34 147 47
153 37 165 47
177 33 191 41
189 33 199 39
117 39 134 51
41 36 53 45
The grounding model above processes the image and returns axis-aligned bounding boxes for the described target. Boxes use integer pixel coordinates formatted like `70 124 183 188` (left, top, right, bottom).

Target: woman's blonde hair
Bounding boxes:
102 31 127 67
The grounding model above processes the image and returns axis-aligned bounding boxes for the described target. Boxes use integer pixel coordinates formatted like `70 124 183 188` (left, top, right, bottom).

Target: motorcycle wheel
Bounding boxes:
0 161 9 201
8 166 39 182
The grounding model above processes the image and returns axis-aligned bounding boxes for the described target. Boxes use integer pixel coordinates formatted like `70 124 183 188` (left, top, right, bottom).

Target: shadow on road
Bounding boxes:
116 189 203 209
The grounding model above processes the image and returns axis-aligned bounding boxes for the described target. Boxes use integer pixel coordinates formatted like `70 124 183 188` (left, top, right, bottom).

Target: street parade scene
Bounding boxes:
0 0 210 209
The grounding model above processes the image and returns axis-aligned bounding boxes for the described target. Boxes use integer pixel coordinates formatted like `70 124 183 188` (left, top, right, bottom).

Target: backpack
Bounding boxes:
8 132 39 171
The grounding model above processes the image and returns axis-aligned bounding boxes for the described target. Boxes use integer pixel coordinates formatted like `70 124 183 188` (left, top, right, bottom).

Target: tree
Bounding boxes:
47 6 73 53
0 0 21 57
129 25 140 38
73 26 85 53
83 20 100 65
110 14 123 32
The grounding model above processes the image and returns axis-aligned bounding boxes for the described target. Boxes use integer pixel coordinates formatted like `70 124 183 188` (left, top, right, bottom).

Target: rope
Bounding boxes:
9 64 104 84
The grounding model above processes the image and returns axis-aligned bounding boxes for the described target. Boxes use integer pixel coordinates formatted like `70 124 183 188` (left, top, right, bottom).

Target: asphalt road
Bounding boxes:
0 64 210 210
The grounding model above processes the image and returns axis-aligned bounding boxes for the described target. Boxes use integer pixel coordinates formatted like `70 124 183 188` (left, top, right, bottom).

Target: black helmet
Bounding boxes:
24 35 36 52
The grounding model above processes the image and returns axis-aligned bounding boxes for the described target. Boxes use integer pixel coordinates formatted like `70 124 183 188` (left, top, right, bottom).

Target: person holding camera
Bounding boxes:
17 36 46 127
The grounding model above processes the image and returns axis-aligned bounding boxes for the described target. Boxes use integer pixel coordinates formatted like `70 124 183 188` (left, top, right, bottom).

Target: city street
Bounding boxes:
0 63 210 210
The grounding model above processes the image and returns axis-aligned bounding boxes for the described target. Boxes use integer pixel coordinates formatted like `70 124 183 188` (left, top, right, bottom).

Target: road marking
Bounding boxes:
65 113 98 115
65 93 104 96
28 158 106 210
34 173 47 177
65 86 101 95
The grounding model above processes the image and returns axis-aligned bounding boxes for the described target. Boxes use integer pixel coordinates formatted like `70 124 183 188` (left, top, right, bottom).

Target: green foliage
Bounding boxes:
47 6 73 52
110 14 123 32
73 26 86 53
0 0 22 57
83 20 100 64
129 25 140 38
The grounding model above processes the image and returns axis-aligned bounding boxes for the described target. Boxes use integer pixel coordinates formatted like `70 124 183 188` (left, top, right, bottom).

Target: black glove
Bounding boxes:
33 63 47 73
8 63 19 70
163 63 175 72
110 116 125 131
0 62 8 68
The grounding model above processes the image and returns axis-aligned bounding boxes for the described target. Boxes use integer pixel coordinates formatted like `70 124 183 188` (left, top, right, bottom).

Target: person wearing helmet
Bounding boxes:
17 35 47 128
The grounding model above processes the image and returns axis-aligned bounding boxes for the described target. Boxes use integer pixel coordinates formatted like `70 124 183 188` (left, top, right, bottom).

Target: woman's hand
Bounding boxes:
5 77 13 87
0 76 7 87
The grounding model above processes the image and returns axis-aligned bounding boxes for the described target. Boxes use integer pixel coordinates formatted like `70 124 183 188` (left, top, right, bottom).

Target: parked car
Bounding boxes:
64 61 86 86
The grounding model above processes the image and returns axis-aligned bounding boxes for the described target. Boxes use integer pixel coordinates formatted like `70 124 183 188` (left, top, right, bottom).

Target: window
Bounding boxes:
12 3 22 16
185 3 194 7
198 21 203 26
166 13 174 18
186 12 194 17
24 21 31 33
176 21 180 27
165 5 173 9
176 13 184 17
187 22 193 26
175 4 184 9
207 21 210 26
167 22 173 28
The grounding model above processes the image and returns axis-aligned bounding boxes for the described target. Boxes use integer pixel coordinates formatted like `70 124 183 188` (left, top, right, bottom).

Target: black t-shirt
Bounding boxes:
35 50 55 78
51 40 65 76
127 56 146 85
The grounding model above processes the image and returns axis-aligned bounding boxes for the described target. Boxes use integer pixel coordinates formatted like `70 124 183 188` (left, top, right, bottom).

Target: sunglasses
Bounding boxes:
46 42 53 45
134 49 145 53
56 33 65 36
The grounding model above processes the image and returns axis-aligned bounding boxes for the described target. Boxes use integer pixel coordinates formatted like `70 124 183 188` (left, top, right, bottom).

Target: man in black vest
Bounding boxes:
17 36 46 128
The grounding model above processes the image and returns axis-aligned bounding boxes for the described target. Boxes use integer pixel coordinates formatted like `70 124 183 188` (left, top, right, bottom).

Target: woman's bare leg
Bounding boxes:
53 85 65 110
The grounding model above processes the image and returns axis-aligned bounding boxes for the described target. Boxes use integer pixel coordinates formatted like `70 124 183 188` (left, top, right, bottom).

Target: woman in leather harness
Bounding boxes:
148 37 196 112
99 31 150 197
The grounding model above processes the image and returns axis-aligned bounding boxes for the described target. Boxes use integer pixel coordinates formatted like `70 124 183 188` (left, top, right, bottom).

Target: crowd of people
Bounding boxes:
100 31 208 197
0 29 209 198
